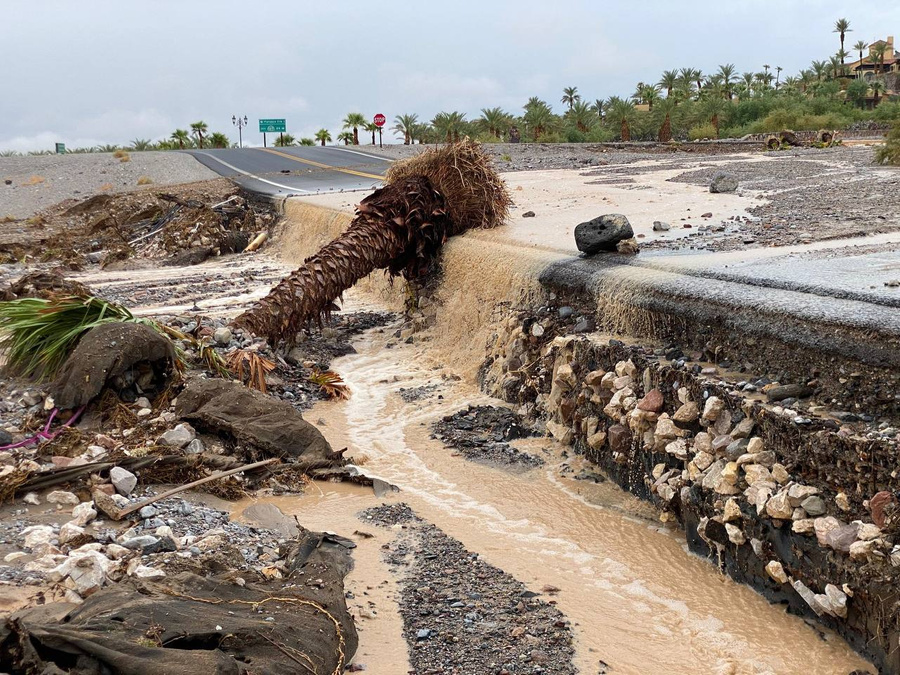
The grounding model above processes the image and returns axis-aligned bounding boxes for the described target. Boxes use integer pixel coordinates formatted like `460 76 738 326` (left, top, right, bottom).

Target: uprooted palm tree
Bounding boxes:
233 139 511 346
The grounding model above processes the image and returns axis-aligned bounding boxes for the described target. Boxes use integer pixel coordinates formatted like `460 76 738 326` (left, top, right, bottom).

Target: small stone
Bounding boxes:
23 492 40 505
23 525 55 550
652 220 671 232
574 214 634 254
70 502 97 527
787 484 819 507
722 462 739 485
710 173 738 193
800 496 826 517
825 524 859 553
856 522 882 541
814 516 843 546
725 523 745 545
766 560 789 584
746 437 764 454
693 451 714 472
139 505 158 519
109 467 137 496
213 327 233 346
849 539 877 561
835 492 851 512
184 438 204 455
702 397 724 422
160 423 195 448
792 518 816 535
47 490 80 506
673 402 699 423
637 389 664 413
723 498 742 522
824 584 848 618
765 491 793 520
725 438 750 462
58 522 85 545
105 543 130 559
771 464 789 484
744 464 772 486
530 323 545 337
130 565 166 579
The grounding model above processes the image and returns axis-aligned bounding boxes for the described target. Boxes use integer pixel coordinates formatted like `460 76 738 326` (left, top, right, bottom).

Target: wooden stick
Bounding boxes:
114 458 278 519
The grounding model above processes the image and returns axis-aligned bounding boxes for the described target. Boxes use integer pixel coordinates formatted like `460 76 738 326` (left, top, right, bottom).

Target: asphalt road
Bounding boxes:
185 146 391 196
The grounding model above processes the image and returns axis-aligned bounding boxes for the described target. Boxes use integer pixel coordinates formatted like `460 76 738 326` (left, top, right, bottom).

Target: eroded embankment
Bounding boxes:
278 201 893 672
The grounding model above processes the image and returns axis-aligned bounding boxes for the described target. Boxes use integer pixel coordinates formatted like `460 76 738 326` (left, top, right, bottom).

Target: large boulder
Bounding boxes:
175 378 335 464
709 173 738 193
574 214 634 254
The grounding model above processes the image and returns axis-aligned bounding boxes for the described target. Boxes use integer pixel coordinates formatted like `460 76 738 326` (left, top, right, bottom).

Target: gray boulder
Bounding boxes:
574 214 634 255
709 173 738 193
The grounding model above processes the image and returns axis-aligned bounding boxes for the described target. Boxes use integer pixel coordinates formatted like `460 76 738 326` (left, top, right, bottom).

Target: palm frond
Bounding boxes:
308 369 350 400
225 348 276 392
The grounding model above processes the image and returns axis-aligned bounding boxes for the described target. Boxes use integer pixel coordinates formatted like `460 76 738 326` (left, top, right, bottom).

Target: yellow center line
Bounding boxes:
257 147 385 181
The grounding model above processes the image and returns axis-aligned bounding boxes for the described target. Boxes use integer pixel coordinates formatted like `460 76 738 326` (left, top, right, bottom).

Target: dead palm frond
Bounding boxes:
0 294 152 379
308 369 351 400
225 348 276 393
233 139 511 346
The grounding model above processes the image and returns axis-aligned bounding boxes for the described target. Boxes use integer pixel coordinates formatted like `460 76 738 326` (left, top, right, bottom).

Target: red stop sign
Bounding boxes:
373 113 386 128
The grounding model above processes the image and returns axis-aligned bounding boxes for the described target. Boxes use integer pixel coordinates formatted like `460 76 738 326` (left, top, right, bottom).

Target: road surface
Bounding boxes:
185 146 391 196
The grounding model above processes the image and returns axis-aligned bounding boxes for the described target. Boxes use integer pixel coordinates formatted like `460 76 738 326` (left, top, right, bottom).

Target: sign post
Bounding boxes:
373 113 386 148
259 119 286 148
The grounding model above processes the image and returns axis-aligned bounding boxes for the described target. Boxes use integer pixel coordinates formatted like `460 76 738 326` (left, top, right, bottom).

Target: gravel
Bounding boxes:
360 503 576 674
432 405 543 468
0 151 219 219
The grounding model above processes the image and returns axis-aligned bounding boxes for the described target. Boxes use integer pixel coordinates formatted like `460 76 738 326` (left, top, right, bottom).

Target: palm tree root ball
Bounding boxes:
233 139 511 346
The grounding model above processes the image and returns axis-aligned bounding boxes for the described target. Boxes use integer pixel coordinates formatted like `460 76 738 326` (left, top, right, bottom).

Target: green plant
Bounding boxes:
689 123 717 140
876 121 900 165
342 112 367 145
315 128 332 146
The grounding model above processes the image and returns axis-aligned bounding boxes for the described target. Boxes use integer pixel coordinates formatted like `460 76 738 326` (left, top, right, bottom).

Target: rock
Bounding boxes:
856 522 882 541
122 535 176 555
702 460 726 490
824 584 848 618
732 417 755 438
709 173 738 193
723 498 742 523
792 580 825 616
814 516 843 546
213 327 233 346
530 323 544 337
652 221 671 232
23 525 55 550
70 502 97 527
616 238 640 255
105 543 130 559
607 424 631 455
722 462 739 485
665 439 688 460
139 505 159 519
787 484 819 507
546 421 574 445
47 490 80 506
835 492 851 512
766 384 813 402
587 431 607 450
58 522 85 545
744 465 772 486
725 523 745 545
673 402 699 423
637 388 664 413
130 564 166 579
159 423 195 448
792 519 816 535
825 524 860 553
109 466 137 496
849 539 877 561
800 496 826 517
693 451 714 472
574 214 634 254
771 464 789 484
746 437 764 454
48 550 111 597
765 491 794 520
725 438 750 462
22 492 40 505
766 561 789 584
704 518 730 546
869 491 894 528
702 397 724 422
521 210 535 218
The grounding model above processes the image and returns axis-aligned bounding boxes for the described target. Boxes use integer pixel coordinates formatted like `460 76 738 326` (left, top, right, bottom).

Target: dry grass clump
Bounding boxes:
22 175 45 186
385 138 511 233
137 175 153 185
112 149 128 159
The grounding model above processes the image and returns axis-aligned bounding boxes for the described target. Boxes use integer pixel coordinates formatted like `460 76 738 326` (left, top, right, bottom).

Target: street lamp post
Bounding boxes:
232 115 248 148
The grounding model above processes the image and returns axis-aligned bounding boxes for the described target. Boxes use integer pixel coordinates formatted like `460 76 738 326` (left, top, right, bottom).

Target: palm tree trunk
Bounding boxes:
621 120 630 142
233 176 450 346
659 114 671 142
353 127 359 145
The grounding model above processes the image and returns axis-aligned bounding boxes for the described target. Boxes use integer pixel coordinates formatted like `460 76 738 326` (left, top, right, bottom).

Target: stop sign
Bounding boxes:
373 113 386 128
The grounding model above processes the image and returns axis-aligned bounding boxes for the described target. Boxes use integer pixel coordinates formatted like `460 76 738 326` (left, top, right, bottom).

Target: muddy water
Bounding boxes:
235 302 871 675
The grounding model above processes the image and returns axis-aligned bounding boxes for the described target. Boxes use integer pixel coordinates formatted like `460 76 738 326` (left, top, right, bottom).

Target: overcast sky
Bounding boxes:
2 0 898 151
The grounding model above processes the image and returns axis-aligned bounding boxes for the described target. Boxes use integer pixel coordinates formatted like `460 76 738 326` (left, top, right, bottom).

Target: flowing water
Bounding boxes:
228 202 873 673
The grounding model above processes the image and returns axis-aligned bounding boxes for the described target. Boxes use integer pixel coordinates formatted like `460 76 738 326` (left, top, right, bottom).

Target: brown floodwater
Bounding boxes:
233 294 872 675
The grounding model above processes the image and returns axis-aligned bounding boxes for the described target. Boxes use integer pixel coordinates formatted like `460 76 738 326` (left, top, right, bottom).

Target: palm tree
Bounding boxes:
190 121 208 149
717 64 736 99
605 97 635 141
871 43 888 76
233 140 510 346
337 131 354 145
299 138 315 146
561 86 580 110
693 69 705 93
775 66 783 89
834 18 852 56
170 129 190 149
836 49 850 77
659 70 679 98
812 60 828 81
591 99 604 119
363 121 378 145
853 40 869 76
129 138 153 151
315 128 332 146
392 113 418 145
742 72 755 91
208 132 230 148
568 100 595 133
522 98 554 141
637 84 660 110
274 133 296 147
871 80 885 105
479 107 509 139
656 98 676 142
677 68 697 100
829 55 842 80
342 113 366 145
703 97 728 137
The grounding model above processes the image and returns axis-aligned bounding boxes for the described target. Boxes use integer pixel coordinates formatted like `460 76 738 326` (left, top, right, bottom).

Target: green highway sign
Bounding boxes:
55 142 66 154
259 118 286 133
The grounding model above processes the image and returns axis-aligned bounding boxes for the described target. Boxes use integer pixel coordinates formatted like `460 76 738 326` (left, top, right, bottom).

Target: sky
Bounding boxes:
1 0 898 151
